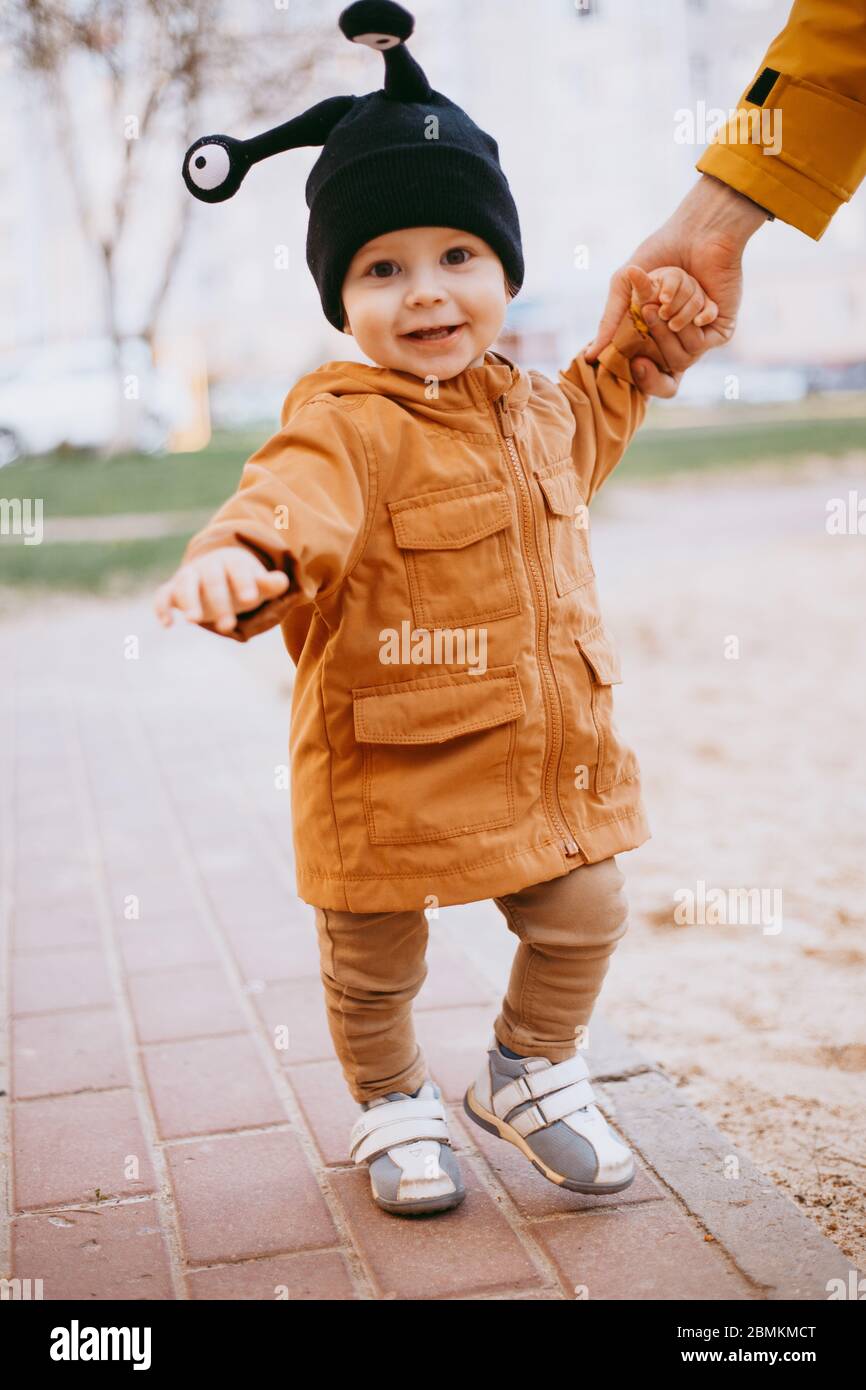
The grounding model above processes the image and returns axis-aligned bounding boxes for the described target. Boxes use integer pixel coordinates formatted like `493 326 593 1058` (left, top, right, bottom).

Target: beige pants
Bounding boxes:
313 856 629 1105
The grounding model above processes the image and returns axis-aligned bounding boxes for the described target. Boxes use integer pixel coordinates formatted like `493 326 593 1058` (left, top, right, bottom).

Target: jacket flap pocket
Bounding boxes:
353 665 525 745
388 483 511 550
536 468 577 518
575 624 623 684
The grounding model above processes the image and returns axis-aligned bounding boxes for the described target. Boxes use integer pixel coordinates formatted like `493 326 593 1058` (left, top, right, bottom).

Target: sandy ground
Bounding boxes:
3 450 864 1269
590 453 866 1267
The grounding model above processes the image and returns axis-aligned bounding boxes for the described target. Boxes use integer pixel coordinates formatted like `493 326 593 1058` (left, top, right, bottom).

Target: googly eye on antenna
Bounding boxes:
181 2 430 204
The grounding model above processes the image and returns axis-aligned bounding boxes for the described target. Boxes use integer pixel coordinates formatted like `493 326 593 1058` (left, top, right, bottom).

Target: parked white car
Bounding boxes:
0 338 192 466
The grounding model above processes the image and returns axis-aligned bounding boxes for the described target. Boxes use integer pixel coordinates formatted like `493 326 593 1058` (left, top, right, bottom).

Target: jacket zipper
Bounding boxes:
493 393 582 861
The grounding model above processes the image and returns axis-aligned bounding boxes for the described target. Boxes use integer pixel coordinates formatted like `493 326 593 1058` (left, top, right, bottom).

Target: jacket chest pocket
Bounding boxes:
388 480 521 628
353 665 525 845
574 623 636 793
536 464 594 597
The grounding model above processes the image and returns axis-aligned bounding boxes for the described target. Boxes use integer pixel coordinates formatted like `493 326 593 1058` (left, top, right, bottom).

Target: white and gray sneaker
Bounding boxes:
463 1032 635 1194
349 1079 466 1216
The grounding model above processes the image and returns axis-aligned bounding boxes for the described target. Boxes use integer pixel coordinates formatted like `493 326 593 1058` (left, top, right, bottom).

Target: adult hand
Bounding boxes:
584 174 771 364
625 264 719 399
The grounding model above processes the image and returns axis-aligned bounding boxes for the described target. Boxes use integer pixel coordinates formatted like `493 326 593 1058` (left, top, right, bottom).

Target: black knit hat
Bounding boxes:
182 0 524 331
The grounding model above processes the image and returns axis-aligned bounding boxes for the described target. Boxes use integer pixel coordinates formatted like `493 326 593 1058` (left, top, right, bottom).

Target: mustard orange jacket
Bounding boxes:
181 316 657 911
697 0 866 237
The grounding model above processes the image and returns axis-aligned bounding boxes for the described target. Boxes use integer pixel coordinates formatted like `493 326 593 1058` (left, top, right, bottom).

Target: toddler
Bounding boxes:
154 1 717 1217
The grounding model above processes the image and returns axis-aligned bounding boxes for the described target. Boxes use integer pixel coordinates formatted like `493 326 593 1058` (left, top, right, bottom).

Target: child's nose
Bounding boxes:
404 274 447 306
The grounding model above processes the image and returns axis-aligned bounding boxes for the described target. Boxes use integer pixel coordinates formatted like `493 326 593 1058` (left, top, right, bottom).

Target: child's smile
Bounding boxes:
341 225 512 378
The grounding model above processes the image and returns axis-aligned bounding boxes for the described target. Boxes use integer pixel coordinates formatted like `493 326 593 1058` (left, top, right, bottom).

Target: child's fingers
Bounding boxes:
654 267 688 312
153 579 177 627
256 569 291 596
198 561 239 633
694 296 718 326
666 286 708 332
656 270 699 325
224 552 264 607
173 569 204 623
640 306 701 374
223 556 289 614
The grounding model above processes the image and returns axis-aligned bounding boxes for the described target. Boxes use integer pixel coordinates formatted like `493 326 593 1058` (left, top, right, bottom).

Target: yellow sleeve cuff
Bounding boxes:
696 73 866 239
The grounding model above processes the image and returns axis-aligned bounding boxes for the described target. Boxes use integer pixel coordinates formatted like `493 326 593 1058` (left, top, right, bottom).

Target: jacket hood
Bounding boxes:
280 347 532 432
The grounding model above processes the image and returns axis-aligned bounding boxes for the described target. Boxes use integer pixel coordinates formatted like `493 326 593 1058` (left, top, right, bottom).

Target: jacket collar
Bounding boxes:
282 348 532 431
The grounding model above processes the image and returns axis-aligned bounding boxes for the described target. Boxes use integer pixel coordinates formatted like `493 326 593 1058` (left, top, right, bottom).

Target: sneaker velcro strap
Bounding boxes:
351 1116 450 1165
349 1097 446 1161
492 1054 591 1119
507 1079 597 1137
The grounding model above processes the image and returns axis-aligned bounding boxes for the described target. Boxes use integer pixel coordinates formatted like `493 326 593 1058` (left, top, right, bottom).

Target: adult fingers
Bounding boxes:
585 264 636 360
626 264 656 306
642 305 706 372
631 357 681 398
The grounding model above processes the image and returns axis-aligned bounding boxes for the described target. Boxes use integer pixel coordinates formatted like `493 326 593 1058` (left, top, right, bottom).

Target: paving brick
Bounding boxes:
117 921 218 974
581 1013 659 1080
15 829 88 865
450 1107 666 1217
14 1090 157 1209
252 979 334 1065
13 1008 132 1098
12 948 113 1015
12 899 102 951
127 964 247 1044
414 1005 498 1100
186 1249 357 1300
532 1199 755 1300
330 1159 546 1299
286 1061 362 1166
13 1199 174 1300
224 925 321 983
14 862 94 906
604 1069 859 1298
416 933 498 1011
103 871 200 927
141 1034 286 1139
201 870 291 925
167 1129 337 1264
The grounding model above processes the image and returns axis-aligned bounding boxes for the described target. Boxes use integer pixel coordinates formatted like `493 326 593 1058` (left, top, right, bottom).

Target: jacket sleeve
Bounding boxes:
179 397 370 642
557 309 667 505
695 0 866 238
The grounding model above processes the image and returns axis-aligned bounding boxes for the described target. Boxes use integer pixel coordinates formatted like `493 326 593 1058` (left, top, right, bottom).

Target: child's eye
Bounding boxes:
443 247 472 266
367 260 398 278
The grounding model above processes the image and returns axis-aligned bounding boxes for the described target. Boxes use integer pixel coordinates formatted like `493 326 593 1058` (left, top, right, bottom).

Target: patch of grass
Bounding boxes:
0 533 193 593
0 411 864 523
622 417 866 477
0 430 268 518
0 410 863 595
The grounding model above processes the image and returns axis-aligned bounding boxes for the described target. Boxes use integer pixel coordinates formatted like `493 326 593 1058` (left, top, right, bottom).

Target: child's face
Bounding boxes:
340 226 511 378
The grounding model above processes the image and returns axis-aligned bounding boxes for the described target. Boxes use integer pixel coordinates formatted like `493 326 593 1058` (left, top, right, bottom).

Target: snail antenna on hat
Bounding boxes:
339 1 432 101
182 95 356 203
181 1 432 205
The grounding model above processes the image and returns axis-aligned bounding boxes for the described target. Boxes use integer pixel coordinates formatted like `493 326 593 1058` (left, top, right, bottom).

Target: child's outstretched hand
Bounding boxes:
625 264 718 398
153 547 290 634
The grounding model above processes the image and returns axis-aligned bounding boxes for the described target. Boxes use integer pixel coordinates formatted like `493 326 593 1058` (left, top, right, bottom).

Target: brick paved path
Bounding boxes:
1 595 858 1300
